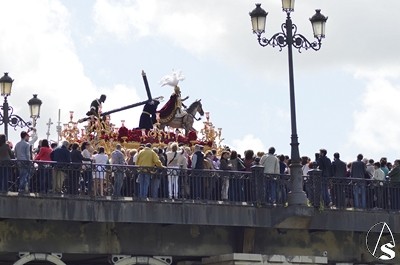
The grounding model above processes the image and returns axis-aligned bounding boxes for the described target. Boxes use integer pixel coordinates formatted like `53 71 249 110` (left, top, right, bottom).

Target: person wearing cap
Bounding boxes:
14 131 32 194
136 143 164 199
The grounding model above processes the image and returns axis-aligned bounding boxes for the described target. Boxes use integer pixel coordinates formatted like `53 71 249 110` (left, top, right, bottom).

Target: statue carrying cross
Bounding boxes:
77 70 159 124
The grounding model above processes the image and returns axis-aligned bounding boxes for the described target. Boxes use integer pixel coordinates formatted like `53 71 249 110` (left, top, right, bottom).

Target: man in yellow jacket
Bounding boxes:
136 143 164 199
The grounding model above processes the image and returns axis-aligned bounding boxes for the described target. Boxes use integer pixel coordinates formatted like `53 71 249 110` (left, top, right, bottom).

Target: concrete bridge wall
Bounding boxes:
0 195 399 264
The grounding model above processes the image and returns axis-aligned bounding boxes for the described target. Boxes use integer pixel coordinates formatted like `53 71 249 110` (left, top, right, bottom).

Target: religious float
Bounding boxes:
57 71 225 154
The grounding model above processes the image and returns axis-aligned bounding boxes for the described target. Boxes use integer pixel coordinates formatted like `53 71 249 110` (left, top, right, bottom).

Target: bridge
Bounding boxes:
0 161 399 265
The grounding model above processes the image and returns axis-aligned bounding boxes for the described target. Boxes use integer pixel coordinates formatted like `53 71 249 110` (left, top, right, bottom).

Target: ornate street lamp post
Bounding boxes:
249 1 327 206
28 94 42 127
0 73 43 139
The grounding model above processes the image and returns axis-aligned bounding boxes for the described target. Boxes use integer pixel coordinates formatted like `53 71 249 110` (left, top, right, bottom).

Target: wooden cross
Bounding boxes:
46 118 53 140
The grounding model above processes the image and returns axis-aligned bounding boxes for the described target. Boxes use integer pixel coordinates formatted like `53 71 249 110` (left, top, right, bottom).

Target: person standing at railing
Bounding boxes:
180 146 191 199
259 147 280 205
228 150 245 202
166 143 186 200
191 144 204 200
136 143 164 199
388 159 400 210
93 147 109 197
14 131 32 194
50 141 71 194
372 161 385 209
380 158 389 177
220 150 232 201
350 154 367 209
243 150 255 172
211 149 220 170
204 150 219 200
111 144 126 197
0 134 12 193
152 147 166 199
124 149 137 197
34 139 53 194
331 152 348 208
317 149 333 208
81 142 94 195
70 143 92 195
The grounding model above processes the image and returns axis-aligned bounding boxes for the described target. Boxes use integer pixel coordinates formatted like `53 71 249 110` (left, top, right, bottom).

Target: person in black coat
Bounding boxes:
86 94 106 116
69 143 91 195
138 99 160 130
318 148 332 207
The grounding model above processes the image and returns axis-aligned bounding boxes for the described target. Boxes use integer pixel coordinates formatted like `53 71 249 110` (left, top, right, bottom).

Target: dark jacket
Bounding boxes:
193 151 204 170
51 146 71 168
350 160 366 179
139 100 160 130
388 166 400 182
318 156 332 178
71 149 91 169
332 159 347 178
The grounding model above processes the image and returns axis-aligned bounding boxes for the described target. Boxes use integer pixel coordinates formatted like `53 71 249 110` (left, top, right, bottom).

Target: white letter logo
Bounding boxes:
366 222 396 260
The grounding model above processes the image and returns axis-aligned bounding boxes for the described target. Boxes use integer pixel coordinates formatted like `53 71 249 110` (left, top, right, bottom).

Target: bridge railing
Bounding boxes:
0 160 399 211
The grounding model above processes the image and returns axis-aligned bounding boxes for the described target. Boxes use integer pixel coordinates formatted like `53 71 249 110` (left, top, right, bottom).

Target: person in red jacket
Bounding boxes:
34 139 53 193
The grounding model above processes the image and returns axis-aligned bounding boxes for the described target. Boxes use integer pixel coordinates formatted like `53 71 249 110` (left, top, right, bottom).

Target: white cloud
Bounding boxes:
230 134 267 157
346 70 400 160
93 0 157 40
0 0 142 145
92 0 230 56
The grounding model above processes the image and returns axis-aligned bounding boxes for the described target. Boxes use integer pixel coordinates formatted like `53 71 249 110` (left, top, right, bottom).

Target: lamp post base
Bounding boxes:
287 190 308 206
287 162 308 206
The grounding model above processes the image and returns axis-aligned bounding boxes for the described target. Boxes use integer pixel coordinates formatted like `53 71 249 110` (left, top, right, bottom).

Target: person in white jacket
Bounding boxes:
259 147 280 204
165 142 187 199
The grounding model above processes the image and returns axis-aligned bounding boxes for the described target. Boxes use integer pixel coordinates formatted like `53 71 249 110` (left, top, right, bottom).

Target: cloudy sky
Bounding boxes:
0 0 399 163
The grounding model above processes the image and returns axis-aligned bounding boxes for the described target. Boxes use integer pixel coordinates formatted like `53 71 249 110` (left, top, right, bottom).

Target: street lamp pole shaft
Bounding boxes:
3 97 9 139
285 14 307 206
286 15 299 162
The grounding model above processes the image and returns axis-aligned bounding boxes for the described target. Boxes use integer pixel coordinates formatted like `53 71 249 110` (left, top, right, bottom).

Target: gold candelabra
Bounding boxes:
200 111 224 149
148 112 166 145
61 111 80 143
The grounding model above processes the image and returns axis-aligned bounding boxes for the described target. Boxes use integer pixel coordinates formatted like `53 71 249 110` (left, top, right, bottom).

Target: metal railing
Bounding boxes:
1 160 400 211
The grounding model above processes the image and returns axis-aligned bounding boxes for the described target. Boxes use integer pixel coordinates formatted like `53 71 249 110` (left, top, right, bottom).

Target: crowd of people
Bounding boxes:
1 131 400 210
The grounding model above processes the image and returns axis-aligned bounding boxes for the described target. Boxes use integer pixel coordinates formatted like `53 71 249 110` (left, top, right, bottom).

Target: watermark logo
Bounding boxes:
366 222 396 260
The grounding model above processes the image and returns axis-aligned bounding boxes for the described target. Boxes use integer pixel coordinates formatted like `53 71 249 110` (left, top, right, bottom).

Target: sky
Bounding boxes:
0 0 400 164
